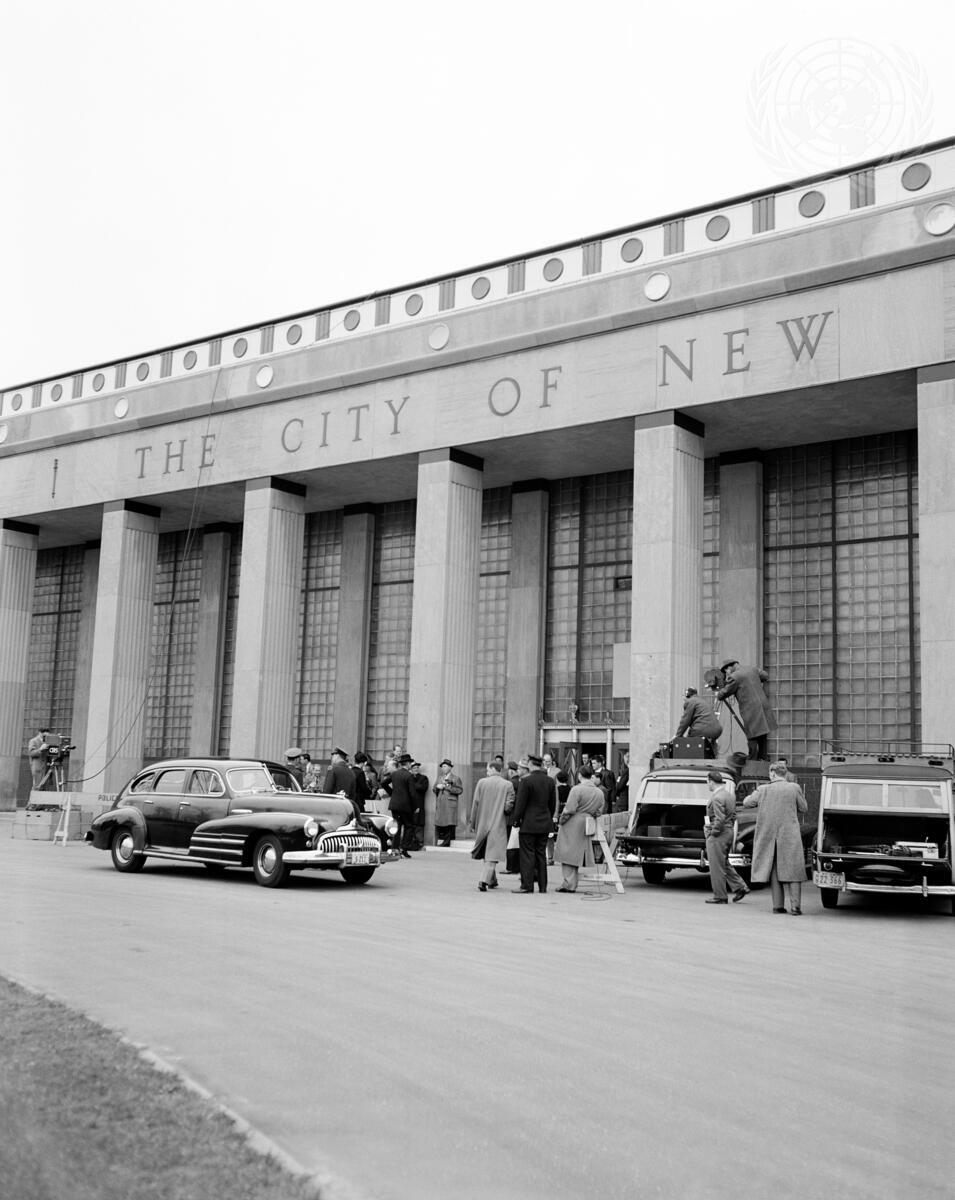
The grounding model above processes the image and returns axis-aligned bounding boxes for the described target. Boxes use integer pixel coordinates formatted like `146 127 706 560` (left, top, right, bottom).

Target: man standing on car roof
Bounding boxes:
715 660 777 761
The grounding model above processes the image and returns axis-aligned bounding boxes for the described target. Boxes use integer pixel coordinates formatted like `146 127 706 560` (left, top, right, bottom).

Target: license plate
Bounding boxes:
814 870 845 889
344 850 375 866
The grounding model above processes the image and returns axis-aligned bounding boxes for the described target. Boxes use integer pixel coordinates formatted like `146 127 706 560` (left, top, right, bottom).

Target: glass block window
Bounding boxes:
764 432 918 765
473 487 511 763
543 471 632 725
764 546 834 763
365 500 415 759
293 511 342 758
23 547 85 748
145 531 201 758
702 458 720 668
217 530 242 755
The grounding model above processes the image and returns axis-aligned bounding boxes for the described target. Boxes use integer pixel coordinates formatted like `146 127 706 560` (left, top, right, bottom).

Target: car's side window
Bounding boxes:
189 769 224 795
130 773 157 793
270 768 298 791
153 768 189 794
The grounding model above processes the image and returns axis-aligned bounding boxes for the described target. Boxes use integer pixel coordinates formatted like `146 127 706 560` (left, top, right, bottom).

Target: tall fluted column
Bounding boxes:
917 367 955 745
0 520 40 808
68 542 100 787
229 479 306 758
505 482 548 760
630 411 705 774
333 505 375 756
189 526 232 755
407 450 483 839
84 502 160 793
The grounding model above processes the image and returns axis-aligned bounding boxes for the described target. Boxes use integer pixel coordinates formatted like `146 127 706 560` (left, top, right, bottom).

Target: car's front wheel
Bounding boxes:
110 828 146 873
819 887 839 909
340 867 376 885
642 864 666 885
252 834 291 888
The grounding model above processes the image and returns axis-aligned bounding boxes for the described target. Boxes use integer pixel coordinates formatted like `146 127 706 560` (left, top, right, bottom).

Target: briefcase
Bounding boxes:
670 737 706 759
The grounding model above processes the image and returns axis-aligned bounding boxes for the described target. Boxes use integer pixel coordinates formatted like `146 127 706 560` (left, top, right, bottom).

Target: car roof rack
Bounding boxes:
821 740 955 772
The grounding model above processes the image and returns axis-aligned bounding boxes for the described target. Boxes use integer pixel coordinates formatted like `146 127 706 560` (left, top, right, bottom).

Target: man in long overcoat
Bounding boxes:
554 765 604 893
716 660 777 760
511 754 557 894
468 762 515 891
433 758 463 846
742 760 808 914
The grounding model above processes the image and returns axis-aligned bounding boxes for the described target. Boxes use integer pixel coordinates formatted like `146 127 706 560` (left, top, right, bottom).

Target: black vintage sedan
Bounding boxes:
86 757 398 887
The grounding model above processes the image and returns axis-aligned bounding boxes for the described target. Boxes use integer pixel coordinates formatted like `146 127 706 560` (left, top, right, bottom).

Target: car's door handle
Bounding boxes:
179 801 191 807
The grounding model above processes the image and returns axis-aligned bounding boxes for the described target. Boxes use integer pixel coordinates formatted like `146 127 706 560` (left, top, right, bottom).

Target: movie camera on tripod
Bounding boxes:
40 733 76 791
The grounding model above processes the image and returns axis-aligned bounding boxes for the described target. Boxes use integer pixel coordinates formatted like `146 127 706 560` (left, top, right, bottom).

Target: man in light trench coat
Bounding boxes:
742 760 808 914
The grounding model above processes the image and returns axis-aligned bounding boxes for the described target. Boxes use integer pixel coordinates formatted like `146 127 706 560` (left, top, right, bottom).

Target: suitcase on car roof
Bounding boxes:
670 737 706 759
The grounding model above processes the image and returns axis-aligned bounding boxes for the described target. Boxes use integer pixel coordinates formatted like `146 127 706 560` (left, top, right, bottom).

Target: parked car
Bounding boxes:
613 756 771 884
86 757 399 887
813 744 955 912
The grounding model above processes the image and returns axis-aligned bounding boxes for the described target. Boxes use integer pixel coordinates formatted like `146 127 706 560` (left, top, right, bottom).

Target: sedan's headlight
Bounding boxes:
304 817 320 839
385 818 398 837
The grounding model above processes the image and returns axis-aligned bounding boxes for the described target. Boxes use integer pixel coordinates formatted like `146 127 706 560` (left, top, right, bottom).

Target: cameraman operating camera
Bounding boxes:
27 726 51 791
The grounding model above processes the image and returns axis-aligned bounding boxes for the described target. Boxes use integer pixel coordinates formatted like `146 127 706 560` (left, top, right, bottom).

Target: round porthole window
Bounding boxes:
644 272 671 301
798 190 825 218
621 237 643 263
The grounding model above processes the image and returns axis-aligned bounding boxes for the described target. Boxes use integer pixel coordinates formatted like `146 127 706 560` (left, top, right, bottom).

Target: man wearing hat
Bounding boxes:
323 747 357 802
510 754 557 894
382 753 417 857
502 759 524 873
433 758 463 846
285 746 307 788
715 660 777 761
28 726 52 791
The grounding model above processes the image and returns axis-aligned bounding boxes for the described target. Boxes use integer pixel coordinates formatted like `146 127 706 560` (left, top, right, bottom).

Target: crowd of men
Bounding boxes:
278 658 781 899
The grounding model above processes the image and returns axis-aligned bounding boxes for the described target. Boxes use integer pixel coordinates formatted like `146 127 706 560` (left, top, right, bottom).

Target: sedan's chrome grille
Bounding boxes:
319 832 381 854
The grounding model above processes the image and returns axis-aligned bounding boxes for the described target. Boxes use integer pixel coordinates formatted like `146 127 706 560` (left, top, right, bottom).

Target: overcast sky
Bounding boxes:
2 0 951 388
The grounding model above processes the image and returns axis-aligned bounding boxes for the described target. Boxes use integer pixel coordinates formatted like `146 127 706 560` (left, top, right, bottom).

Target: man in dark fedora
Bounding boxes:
383 753 417 857
715 659 776 760
511 753 557 894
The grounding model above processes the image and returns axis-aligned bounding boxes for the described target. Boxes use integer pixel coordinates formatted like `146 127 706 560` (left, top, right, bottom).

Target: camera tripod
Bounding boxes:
38 753 69 793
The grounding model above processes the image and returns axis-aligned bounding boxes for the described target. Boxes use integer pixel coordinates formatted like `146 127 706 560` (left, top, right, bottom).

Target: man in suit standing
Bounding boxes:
28 726 51 791
511 754 557 894
383 753 417 857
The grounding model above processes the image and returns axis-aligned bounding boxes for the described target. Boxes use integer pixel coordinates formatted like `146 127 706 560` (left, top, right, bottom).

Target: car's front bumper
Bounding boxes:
284 835 384 868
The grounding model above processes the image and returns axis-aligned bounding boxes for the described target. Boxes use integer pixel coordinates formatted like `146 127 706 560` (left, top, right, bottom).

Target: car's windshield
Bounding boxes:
827 779 947 812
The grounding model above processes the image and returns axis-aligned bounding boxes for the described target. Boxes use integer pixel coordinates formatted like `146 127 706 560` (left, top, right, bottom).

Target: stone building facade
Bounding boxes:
2 139 955 832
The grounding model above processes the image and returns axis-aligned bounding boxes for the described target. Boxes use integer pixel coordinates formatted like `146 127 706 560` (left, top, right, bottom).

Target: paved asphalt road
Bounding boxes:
2 825 953 1200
